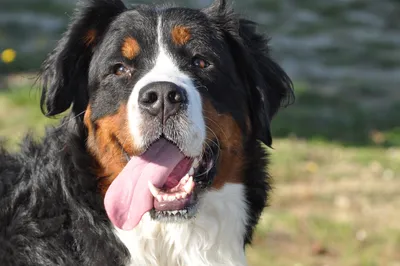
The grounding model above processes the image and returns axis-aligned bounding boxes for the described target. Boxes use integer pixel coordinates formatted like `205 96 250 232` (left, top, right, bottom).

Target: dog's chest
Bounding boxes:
114 184 249 266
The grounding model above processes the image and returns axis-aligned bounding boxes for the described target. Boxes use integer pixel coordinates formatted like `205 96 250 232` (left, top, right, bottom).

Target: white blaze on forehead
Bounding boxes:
127 15 205 157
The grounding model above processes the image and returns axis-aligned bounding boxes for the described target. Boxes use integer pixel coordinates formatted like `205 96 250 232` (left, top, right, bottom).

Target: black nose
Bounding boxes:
138 82 188 123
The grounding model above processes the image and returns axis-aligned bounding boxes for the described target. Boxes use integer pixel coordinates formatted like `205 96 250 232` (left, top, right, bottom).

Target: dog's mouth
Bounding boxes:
149 139 218 222
104 137 218 231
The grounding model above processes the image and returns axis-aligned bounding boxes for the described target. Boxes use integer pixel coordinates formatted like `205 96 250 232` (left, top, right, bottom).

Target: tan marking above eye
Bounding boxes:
171 26 191 46
121 37 141 60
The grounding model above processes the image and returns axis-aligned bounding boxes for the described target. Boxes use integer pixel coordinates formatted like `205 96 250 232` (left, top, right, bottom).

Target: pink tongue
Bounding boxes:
104 139 185 230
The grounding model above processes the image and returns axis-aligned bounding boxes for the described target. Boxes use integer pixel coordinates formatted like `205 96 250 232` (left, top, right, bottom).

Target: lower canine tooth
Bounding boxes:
184 173 190 181
148 181 161 197
183 176 194 193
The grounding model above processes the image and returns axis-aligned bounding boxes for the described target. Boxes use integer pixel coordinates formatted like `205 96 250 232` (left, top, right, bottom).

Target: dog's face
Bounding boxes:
41 0 293 231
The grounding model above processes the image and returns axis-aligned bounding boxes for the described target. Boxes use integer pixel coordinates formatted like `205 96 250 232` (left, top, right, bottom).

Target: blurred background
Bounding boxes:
1 0 399 265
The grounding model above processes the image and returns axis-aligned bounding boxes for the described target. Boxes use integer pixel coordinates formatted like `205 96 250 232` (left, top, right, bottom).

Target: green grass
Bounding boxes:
0 85 58 148
1 83 399 266
247 139 400 266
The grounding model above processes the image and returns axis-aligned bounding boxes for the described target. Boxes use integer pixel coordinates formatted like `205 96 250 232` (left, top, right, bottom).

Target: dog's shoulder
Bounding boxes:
0 128 128 266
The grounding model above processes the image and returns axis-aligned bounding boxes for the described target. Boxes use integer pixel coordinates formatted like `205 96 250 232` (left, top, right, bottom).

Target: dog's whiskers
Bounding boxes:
204 115 229 143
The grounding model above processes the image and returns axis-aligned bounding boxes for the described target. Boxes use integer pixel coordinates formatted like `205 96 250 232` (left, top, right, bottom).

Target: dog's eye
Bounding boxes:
113 64 130 76
192 57 210 69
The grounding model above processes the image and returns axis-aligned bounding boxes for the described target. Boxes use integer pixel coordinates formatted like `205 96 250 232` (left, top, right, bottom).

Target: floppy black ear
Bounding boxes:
205 2 294 146
40 0 126 116
238 19 294 146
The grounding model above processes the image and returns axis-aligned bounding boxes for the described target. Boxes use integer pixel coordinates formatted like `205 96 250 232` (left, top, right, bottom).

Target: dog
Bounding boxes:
0 0 294 265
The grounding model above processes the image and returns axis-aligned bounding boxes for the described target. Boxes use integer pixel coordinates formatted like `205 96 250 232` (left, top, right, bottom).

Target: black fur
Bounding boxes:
0 122 128 265
0 0 293 264
40 0 127 116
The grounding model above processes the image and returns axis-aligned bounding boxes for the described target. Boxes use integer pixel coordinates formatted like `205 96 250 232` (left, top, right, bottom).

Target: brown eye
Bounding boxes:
113 64 129 76
192 57 210 69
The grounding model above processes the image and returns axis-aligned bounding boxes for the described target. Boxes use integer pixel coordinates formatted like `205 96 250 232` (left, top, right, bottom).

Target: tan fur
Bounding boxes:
171 26 191 46
122 37 141 60
202 99 247 189
83 29 97 47
84 105 139 195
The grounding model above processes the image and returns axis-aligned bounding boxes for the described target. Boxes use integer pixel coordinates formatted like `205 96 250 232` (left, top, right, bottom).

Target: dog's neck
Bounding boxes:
114 184 249 266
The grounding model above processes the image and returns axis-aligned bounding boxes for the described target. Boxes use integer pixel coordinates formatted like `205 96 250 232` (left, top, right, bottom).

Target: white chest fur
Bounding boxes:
114 184 249 266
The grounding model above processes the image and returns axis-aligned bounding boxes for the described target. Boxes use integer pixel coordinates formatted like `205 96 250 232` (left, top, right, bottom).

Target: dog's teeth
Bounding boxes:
171 210 178 215
156 195 163 202
168 195 176 201
183 176 194 194
148 181 161 197
193 158 200 168
180 174 190 185
180 192 188 199
188 167 194 176
162 194 169 201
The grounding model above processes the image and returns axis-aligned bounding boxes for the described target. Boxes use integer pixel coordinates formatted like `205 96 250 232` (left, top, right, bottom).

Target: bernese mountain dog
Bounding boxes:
0 0 294 265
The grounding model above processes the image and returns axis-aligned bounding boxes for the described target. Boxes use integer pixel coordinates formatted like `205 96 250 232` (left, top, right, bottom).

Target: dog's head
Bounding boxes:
40 0 293 231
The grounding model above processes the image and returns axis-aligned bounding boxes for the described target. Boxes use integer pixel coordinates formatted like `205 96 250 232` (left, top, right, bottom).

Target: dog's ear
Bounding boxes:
237 19 294 147
204 0 227 14
205 3 294 146
40 0 126 116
